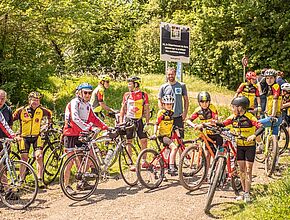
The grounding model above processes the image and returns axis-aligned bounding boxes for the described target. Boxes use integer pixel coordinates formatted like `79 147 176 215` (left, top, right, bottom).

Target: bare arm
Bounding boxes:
158 98 162 110
182 95 189 121
99 102 113 112
119 103 127 124
143 104 150 124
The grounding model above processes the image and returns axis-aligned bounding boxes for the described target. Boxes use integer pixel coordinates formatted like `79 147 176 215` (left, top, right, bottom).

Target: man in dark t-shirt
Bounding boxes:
0 89 13 139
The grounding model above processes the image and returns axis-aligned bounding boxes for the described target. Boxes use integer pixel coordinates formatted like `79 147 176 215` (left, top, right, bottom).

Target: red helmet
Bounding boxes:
246 71 257 80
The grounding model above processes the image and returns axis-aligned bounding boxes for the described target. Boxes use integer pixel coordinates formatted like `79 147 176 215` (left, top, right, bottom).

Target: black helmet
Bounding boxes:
197 91 211 102
127 76 141 88
231 96 250 109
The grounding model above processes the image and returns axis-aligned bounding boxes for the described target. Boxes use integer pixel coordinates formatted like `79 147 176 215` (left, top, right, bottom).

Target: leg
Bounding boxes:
237 160 246 192
245 161 254 193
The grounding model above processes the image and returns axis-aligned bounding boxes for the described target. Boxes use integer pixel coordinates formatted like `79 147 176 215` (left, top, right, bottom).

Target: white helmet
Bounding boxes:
162 95 175 104
281 83 290 91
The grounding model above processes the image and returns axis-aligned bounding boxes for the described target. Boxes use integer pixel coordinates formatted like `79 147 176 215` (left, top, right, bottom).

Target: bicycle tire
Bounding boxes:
204 156 226 213
178 142 207 191
43 145 64 185
59 153 99 201
231 161 242 195
136 148 164 189
265 138 278 177
0 160 38 210
10 151 20 160
119 143 139 186
278 123 289 155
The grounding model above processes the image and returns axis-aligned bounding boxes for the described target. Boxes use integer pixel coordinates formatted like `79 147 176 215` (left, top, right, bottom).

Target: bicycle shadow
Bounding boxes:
205 201 246 219
142 178 180 194
68 184 142 207
0 198 48 210
185 185 208 196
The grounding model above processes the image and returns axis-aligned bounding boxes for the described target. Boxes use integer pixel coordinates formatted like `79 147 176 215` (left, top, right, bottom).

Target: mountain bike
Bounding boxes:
59 122 139 201
178 120 218 191
203 125 242 213
136 127 194 189
278 119 289 155
0 138 38 210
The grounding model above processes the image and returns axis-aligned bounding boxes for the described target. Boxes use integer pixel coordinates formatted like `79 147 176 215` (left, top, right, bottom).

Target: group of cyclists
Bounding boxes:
0 66 288 206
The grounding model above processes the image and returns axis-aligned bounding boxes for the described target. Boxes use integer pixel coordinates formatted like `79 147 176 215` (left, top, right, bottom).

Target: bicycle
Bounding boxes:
59 122 139 201
277 118 290 155
178 120 218 191
203 124 242 213
0 138 38 210
136 127 194 189
255 117 280 176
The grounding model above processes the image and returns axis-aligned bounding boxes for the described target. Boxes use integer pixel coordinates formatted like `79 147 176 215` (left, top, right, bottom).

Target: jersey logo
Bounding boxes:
131 106 139 113
175 88 182 95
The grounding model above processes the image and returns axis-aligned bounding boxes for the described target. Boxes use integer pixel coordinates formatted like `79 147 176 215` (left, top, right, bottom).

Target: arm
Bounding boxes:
0 112 15 138
143 104 150 124
99 102 114 112
119 94 127 124
182 95 189 121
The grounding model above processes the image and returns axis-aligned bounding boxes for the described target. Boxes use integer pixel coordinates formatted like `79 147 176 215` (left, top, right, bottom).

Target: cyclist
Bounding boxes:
189 91 222 178
63 83 108 194
234 71 261 113
215 96 264 203
13 91 52 189
257 68 268 112
276 71 287 86
281 83 290 141
119 76 150 167
0 90 13 146
256 69 282 163
152 95 178 176
90 75 115 118
158 67 189 138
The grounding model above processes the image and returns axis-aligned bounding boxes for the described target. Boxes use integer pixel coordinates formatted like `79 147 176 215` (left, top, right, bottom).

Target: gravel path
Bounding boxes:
0 161 278 220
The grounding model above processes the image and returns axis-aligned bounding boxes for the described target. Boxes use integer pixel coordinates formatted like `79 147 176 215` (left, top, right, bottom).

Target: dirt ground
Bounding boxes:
0 159 282 220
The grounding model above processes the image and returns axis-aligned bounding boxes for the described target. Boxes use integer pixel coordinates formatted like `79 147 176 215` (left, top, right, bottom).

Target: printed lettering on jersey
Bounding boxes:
175 87 182 95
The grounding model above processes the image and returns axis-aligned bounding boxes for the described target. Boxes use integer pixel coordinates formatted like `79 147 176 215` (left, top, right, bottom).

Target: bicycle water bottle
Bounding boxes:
104 149 114 165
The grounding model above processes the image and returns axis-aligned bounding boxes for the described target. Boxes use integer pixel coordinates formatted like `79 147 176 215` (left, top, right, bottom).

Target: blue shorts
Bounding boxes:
259 116 282 135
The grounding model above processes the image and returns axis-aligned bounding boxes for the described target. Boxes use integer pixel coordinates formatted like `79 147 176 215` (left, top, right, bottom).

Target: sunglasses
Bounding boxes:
199 100 209 103
83 91 92 95
105 80 110 83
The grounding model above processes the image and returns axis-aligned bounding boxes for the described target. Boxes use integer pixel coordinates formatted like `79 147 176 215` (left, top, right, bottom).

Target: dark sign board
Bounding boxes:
160 22 190 63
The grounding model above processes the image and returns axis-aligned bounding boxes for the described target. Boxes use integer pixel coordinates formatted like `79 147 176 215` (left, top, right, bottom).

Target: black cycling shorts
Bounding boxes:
237 145 256 162
63 136 83 150
125 118 148 140
158 136 173 146
173 116 184 138
19 136 43 154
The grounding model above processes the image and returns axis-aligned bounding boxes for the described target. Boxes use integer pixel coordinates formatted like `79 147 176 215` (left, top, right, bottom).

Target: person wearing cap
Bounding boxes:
62 83 108 194
215 96 264 203
158 67 189 138
276 71 287 86
234 71 261 113
90 75 115 118
13 91 52 188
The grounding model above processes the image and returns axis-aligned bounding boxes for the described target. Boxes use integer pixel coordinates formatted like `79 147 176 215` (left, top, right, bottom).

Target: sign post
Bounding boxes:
242 56 248 82
160 22 190 82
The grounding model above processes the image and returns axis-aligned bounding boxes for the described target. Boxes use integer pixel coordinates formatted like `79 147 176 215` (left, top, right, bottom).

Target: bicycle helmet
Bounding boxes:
127 76 141 87
281 83 290 92
162 95 175 104
28 91 43 100
197 91 211 102
246 71 257 80
231 96 250 109
77 83 93 91
99 75 111 82
264 69 277 77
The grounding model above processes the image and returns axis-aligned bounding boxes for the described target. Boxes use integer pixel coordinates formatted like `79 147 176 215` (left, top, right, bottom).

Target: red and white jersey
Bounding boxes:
63 97 108 136
0 112 15 138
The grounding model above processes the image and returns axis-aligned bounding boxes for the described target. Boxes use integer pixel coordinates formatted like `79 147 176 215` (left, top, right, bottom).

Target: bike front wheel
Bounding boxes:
59 153 99 201
43 145 64 185
204 156 226 213
0 160 38 210
119 143 139 186
178 141 207 191
265 138 278 177
136 148 164 189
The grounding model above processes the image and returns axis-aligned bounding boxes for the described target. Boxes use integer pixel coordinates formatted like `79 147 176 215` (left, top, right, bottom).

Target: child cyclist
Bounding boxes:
234 71 261 113
152 95 178 176
188 91 223 177
215 96 264 203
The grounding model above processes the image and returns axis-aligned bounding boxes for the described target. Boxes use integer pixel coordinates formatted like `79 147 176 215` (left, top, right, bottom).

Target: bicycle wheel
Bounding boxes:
265 138 278 177
204 156 226 213
10 151 20 160
59 152 99 201
119 143 138 186
0 160 38 210
179 142 207 191
255 139 266 163
95 135 118 168
136 148 164 189
278 123 289 155
231 161 242 195
43 146 64 185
